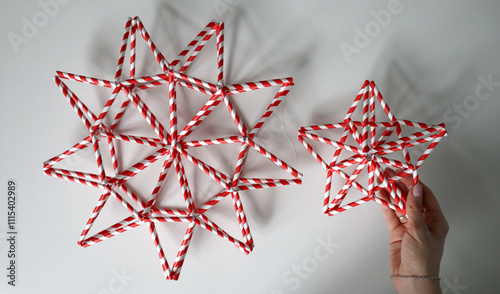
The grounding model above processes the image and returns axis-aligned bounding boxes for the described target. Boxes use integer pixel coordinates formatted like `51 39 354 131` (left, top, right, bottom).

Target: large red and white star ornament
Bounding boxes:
298 80 447 216
43 16 302 280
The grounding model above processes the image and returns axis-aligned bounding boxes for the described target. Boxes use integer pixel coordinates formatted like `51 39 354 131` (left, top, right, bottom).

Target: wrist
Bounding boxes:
394 278 442 294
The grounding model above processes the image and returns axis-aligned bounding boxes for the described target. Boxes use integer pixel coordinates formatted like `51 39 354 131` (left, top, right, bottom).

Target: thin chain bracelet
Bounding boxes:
391 275 441 281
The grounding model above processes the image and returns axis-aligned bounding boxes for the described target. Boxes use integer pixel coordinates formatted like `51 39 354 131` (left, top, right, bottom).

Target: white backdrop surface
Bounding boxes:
1 1 499 293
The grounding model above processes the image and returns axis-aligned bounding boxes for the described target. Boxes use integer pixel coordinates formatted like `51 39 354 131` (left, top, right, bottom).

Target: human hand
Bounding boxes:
379 169 449 294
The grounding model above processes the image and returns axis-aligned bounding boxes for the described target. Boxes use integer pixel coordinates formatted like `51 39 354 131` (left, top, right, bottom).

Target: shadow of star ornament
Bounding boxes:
44 16 302 280
298 80 447 216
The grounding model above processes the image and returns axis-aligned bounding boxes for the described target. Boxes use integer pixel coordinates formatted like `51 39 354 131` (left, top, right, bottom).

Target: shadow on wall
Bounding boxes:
368 36 498 203
365 37 500 293
80 1 319 238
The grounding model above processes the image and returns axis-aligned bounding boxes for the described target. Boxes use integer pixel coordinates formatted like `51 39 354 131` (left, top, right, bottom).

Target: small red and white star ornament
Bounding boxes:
298 80 447 216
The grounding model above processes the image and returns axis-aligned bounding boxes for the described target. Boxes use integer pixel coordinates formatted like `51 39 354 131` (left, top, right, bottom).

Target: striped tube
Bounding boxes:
108 99 132 130
330 164 369 195
374 127 445 153
144 215 192 223
373 155 415 170
172 152 195 214
232 143 249 185
246 139 302 178
414 130 447 168
118 184 147 208
299 130 363 154
113 148 170 183
80 216 142 247
114 17 132 80
221 91 247 136
367 161 375 198
329 159 368 209
93 87 121 128
175 78 217 95
97 129 165 148
178 94 223 140
194 214 252 254
78 191 111 244
361 86 370 152
122 87 170 144
135 17 169 71
43 136 92 169
373 163 404 211
110 188 141 218
121 73 170 87
175 146 231 189
130 19 137 79
369 82 377 147
250 83 292 135
170 22 215 68
181 136 243 147
330 126 352 167
372 195 405 214
297 133 329 170
143 157 174 215
236 178 302 191
323 169 334 213
175 22 217 72
170 221 197 280
150 207 189 217
56 71 118 88
43 168 103 189
146 222 171 279
344 80 369 120
224 78 294 94
94 87 120 174
216 22 224 85
327 196 372 216
194 191 230 215
371 81 395 123
231 191 253 246
45 167 100 181
168 74 178 146
89 130 107 184
54 76 96 130
345 119 363 147
397 119 445 130
171 70 219 93
330 155 364 170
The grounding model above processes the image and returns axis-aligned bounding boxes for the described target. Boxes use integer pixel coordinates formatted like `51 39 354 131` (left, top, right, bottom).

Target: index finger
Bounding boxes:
421 182 444 214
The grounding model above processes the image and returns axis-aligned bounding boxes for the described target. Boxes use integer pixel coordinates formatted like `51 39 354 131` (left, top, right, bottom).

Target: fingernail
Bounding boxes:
413 183 422 197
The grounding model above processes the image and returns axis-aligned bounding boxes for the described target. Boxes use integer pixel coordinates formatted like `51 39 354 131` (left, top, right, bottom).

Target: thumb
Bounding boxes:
406 183 424 227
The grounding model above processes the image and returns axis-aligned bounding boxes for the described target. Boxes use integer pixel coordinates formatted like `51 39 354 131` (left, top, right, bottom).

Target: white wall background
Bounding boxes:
1 0 499 293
